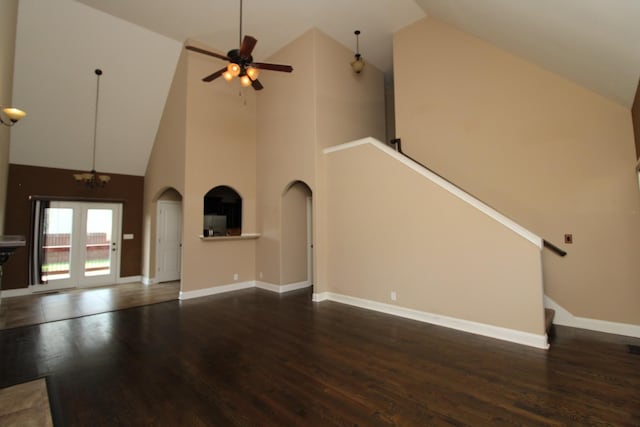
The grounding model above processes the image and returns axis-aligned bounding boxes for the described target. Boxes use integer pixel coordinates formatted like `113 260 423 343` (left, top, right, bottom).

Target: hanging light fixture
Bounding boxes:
222 0 260 89
73 69 111 188
350 30 365 74
0 106 27 127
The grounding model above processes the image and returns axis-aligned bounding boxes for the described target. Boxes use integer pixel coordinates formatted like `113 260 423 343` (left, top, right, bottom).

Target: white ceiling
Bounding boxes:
415 0 640 107
76 0 427 77
9 0 640 176
76 0 640 107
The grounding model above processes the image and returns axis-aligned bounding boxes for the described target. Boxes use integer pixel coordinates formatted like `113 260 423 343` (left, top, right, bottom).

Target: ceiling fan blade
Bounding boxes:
239 36 258 57
202 67 227 82
251 79 264 91
253 62 293 73
185 45 229 61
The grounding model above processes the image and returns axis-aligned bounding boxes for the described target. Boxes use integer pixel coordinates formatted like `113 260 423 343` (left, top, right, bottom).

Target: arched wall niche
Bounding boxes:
203 185 242 236
281 180 313 285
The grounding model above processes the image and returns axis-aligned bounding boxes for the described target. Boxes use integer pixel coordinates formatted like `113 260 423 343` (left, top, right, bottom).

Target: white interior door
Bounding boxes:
156 201 182 282
38 201 121 291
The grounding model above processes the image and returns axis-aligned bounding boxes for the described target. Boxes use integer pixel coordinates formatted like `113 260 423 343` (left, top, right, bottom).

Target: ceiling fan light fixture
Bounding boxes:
246 66 259 81
227 62 241 77
185 0 292 91
239 74 252 87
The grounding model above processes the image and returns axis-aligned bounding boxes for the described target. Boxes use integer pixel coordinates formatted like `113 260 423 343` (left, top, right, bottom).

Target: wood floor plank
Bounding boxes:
1 287 639 426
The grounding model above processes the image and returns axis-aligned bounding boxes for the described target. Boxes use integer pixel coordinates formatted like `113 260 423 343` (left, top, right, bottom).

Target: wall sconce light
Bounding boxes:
350 30 365 74
0 106 27 127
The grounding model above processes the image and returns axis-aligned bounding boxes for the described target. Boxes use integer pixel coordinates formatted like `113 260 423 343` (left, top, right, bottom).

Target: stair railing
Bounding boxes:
389 138 567 257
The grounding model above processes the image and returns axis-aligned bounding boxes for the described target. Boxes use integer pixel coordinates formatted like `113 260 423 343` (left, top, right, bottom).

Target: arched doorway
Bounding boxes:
281 181 313 287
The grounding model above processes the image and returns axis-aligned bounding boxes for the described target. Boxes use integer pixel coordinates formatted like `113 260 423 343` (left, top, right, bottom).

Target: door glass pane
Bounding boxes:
85 209 113 277
42 208 73 281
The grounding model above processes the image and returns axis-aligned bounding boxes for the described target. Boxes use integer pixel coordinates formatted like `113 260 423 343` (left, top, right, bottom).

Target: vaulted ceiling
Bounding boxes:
415 0 640 108
9 0 640 176
76 0 640 106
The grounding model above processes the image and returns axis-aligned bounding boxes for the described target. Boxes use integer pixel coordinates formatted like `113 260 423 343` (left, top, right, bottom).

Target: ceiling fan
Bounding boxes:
185 0 293 91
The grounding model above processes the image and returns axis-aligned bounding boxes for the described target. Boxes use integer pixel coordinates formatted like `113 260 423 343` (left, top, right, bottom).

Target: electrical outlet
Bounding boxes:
390 291 397 301
564 234 573 244
259 272 263 279
233 273 238 281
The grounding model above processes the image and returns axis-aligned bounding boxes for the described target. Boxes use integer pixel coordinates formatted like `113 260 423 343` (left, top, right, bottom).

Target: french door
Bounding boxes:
34 201 122 291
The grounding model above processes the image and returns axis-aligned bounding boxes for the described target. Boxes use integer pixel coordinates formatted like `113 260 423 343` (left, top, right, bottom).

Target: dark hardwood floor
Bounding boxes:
1 287 639 426
0 281 179 330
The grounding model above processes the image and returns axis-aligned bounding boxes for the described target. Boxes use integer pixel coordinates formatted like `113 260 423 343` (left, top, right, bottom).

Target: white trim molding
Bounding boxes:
117 275 142 284
179 281 255 300
141 276 157 285
0 287 33 298
316 292 549 349
545 295 640 338
312 292 329 302
179 280 312 300
324 137 543 249
256 281 311 294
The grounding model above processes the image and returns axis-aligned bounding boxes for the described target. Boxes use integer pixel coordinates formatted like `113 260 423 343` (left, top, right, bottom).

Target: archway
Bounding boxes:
281 181 313 287
203 186 242 236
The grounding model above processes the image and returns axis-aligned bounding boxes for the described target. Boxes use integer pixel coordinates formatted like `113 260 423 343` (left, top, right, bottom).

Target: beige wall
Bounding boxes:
394 18 640 325
315 31 386 149
281 182 311 284
256 28 385 287
143 49 187 280
325 142 545 334
0 0 19 232
180 43 257 292
256 30 317 285
633 80 640 160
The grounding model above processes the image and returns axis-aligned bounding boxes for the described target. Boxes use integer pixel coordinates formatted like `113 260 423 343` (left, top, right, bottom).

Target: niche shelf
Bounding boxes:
199 233 260 241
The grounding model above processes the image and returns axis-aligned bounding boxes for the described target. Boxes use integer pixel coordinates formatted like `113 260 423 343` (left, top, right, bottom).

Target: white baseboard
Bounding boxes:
117 275 142 284
0 287 32 298
317 292 549 349
544 295 640 338
255 281 280 293
141 276 157 285
312 292 329 302
180 279 312 301
179 281 255 300
256 281 311 294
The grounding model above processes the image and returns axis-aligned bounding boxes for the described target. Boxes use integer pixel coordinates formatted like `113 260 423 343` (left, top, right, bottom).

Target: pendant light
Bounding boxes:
73 69 111 188
350 30 365 74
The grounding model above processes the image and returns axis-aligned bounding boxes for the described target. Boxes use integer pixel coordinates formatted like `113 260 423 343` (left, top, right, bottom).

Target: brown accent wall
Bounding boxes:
633 80 640 160
2 164 144 290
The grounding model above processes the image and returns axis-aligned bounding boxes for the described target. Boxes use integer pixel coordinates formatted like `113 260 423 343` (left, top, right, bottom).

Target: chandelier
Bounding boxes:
73 68 111 188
